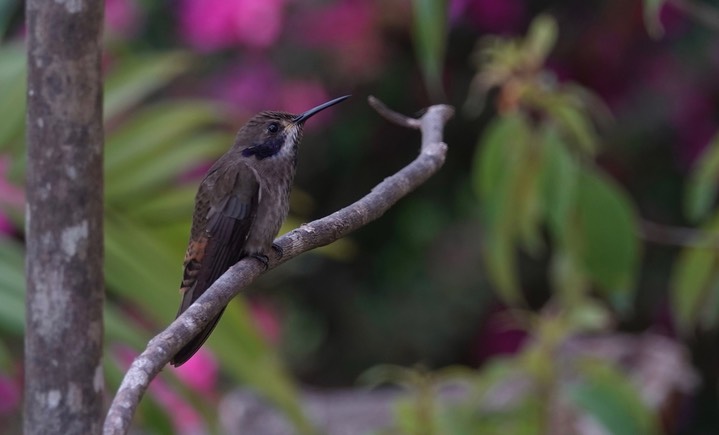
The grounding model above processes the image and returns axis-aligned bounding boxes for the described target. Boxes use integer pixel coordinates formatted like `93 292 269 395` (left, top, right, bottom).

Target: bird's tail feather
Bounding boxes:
170 307 226 367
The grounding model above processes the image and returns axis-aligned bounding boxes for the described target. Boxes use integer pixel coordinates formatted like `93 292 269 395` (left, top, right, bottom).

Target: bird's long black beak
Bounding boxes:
292 95 351 124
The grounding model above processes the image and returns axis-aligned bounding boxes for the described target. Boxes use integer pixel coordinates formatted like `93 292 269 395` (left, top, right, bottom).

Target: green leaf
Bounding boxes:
540 124 578 243
104 305 150 349
514 135 546 256
550 245 589 307
0 237 25 335
474 114 527 198
104 214 185 322
412 0 448 101
0 43 25 151
474 114 531 303
0 284 24 335
0 339 13 372
524 14 558 68
105 131 230 201
670 212 719 333
124 184 198 222
105 102 221 177
643 0 667 39
569 360 658 435
671 248 715 333
551 104 598 154
685 133 719 222
575 169 639 304
104 52 193 120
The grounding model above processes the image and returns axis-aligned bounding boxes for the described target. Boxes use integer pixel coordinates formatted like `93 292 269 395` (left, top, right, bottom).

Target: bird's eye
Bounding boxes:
267 122 279 133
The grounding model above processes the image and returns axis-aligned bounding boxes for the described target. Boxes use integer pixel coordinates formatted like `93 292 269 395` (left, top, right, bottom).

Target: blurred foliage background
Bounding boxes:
2 0 719 433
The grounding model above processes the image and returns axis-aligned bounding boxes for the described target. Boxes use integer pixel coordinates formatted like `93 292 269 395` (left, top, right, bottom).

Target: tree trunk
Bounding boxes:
24 1 105 434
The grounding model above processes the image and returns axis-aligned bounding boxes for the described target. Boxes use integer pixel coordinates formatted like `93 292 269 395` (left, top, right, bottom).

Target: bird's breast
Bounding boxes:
243 170 293 255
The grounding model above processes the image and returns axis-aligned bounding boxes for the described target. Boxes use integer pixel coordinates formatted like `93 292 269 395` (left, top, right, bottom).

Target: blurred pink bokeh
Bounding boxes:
179 0 287 52
0 373 21 415
172 349 220 399
0 158 23 236
105 0 143 38
471 306 527 365
209 61 333 129
249 299 282 345
452 0 526 33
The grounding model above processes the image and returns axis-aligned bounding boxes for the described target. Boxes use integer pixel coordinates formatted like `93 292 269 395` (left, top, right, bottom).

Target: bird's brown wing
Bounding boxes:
171 163 260 366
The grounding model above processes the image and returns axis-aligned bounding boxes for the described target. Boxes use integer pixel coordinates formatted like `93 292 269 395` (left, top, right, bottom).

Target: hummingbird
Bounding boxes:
170 95 350 366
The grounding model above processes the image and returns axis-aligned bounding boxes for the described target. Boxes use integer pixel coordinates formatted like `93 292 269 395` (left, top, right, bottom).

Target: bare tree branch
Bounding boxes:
103 97 454 434
640 219 719 248
24 1 105 434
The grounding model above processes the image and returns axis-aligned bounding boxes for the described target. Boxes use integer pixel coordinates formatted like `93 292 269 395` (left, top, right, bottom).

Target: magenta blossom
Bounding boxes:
279 81 332 131
0 157 23 235
470 306 527 365
449 0 471 24
172 349 220 398
105 0 143 38
209 61 332 130
0 372 21 415
457 0 526 34
249 299 282 345
150 376 207 435
214 61 282 114
179 0 287 52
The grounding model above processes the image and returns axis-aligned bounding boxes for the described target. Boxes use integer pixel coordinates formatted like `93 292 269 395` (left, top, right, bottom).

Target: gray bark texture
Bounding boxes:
103 97 454 435
24 1 105 434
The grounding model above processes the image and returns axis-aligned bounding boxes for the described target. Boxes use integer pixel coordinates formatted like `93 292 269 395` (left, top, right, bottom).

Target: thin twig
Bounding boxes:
368 96 423 129
640 219 719 248
103 96 454 435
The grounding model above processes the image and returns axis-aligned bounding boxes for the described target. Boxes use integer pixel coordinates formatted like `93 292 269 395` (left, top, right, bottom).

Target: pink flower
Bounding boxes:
279 81 333 131
463 0 526 34
214 61 282 114
150 377 207 435
179 0 287 52
450 0 472 24
298 0 373 48
0 158 24 207
0 157 24 235
172 349 219 398
0 214 12 236
105 0 142 38
209 61 332 130
470 306 526 365
0 372 21 415
249 299 282 344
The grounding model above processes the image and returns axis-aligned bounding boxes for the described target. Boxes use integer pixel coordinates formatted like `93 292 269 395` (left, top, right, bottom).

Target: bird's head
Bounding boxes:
235 95 350 162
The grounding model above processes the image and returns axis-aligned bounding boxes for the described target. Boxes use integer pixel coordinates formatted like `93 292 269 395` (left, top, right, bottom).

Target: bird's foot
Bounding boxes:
272 243 284 259
251 254 270 271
